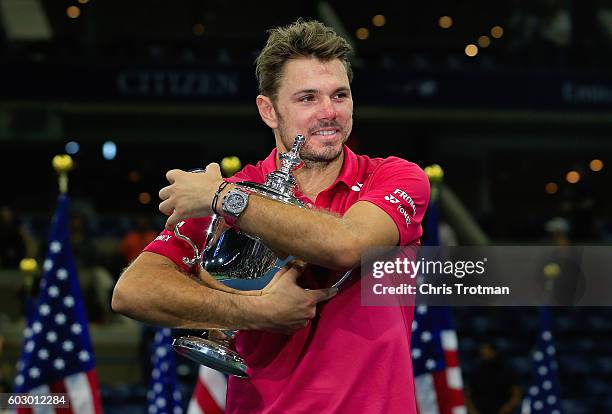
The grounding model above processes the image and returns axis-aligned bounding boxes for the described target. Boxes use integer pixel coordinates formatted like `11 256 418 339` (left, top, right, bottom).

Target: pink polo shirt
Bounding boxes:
145 146 430 413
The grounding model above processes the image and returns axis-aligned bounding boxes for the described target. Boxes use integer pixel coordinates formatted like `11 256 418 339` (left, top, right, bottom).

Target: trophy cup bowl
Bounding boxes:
172 135 307 378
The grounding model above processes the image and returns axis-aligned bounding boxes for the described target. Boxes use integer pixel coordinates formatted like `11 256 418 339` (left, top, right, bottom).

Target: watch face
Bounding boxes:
225 192 248 215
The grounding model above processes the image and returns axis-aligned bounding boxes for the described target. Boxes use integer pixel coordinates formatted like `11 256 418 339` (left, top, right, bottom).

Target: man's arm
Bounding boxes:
111 251 336 333
159 162 428 271
233 196 399 271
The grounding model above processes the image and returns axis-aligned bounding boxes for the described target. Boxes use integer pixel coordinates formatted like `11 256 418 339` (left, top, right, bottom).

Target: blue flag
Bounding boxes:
412 181 466 413
148 327 183 414
14 193 102 412
523 308 562 414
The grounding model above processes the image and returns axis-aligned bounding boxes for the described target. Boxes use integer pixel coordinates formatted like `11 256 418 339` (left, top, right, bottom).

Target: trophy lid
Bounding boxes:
263 134 305 196
235 134 306 207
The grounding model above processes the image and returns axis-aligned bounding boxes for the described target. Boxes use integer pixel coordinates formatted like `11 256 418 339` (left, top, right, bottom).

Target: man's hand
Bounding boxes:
159 163 224 229
255 261 338 334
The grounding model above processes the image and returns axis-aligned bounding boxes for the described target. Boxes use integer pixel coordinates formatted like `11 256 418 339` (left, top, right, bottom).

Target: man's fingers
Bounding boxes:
309 287 339 303
208 330 231 341
158 185 172 202
165 212 181 230
289 258 307 268
206 163 221 175
268 265 290 284
263 264 296 292
165 169 181 184
158 199 174 216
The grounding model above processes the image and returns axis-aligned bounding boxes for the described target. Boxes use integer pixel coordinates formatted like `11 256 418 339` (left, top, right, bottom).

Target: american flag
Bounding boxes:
412 305 466 414
13 194 103 413
522 308 562 414
412 179 466 414
186 366 226 414
147 327 183 414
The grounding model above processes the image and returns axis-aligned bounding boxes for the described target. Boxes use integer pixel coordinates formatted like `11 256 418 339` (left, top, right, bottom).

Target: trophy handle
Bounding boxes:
174 220 203 268
332 269 353 289
171 167 211 269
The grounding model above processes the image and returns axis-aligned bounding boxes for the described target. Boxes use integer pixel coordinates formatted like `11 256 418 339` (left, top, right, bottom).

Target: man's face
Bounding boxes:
272 57 353 163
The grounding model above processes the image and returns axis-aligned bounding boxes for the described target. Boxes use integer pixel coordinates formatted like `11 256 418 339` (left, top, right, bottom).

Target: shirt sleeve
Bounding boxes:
358 157 430 246
143 216 213 274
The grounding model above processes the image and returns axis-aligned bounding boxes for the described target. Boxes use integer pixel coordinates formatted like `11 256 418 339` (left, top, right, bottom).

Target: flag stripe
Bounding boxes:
48 379 69 414
85 370 103 414
415 373 441 414
186 399 204 414
29 384 53 414
432 371 453 414
443 351 460 369
32 405 55 414
445 367 463 390
187 359 228 413
194 379 224 414
198 367 226 409
440 331 458 351
65 372 94 414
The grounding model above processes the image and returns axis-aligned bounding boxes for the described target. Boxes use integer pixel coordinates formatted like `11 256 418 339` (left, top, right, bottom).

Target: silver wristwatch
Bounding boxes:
221 188 250 225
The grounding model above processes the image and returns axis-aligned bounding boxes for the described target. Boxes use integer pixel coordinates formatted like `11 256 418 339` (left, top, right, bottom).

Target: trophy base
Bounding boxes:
172 336 249 378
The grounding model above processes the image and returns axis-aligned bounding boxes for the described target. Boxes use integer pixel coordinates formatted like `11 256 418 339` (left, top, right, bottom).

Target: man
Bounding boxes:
112 19 430 413
466 342 522 414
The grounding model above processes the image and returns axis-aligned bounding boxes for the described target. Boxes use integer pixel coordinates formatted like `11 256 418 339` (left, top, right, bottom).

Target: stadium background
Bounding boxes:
1 1 611 412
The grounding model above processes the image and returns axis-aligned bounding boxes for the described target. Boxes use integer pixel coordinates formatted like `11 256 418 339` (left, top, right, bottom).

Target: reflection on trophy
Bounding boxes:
171 135 307 378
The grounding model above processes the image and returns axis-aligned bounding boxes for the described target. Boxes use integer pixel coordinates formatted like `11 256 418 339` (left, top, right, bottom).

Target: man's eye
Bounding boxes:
334 93 348 99
300 95 314 102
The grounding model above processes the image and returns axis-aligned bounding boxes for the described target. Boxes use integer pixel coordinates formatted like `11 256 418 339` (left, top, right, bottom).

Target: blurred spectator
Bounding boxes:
0 205 27 267
507 0 572 68
80 266 115 324
119 215 157 266
597 1 612 45
541 0 573 48
70 212 97 267
466 342 522 414
68 206 114 323
571 0 612 68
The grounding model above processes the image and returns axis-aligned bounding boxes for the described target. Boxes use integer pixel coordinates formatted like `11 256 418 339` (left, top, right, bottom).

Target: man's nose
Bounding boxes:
318 97 337 119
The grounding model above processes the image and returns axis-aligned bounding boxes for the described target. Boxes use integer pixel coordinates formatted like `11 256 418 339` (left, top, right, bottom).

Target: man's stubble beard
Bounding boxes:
276 115 351 168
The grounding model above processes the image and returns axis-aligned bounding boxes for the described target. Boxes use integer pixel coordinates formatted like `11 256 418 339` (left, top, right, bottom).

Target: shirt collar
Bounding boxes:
260 145 358 188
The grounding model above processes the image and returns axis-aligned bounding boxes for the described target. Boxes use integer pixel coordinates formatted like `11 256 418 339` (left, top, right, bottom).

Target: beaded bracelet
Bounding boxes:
211 181 230 215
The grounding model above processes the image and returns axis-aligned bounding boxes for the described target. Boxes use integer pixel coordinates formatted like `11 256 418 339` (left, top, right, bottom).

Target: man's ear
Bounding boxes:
256 95 279 129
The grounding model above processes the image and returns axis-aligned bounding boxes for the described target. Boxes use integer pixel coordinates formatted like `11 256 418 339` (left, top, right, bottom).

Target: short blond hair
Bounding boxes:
255 19 353 101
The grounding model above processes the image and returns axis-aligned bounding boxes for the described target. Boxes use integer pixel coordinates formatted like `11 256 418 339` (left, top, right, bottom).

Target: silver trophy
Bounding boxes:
172 135 307 377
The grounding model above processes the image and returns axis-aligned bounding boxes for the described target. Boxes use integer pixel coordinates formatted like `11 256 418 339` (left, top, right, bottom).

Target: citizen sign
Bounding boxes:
117 70 240 97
